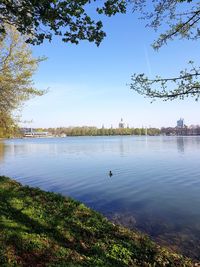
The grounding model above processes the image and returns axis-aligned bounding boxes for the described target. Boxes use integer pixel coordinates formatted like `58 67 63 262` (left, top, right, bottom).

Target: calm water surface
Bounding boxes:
1 136 200 259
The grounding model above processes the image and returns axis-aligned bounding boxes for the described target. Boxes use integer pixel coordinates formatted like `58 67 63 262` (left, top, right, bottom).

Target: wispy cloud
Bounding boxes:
144 45 152 77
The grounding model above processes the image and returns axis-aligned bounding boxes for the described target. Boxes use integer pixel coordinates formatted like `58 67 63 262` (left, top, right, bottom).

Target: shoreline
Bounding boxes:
2 135 200 140
0 176 196 266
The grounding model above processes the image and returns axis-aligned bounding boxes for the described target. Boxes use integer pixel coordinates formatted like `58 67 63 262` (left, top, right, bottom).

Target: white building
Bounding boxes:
119 118 125 128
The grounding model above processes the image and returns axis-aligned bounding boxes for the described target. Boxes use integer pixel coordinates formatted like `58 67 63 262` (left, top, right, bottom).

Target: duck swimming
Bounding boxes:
109 171 113 177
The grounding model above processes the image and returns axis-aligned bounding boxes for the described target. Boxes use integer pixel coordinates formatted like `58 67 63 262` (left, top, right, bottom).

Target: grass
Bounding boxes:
0 176 196 267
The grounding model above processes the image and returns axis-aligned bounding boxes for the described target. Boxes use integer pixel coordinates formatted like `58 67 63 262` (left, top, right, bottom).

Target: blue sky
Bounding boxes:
21 4 200 128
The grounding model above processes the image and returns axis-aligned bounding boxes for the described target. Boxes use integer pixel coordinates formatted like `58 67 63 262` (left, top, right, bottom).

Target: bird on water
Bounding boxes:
109 171 113 177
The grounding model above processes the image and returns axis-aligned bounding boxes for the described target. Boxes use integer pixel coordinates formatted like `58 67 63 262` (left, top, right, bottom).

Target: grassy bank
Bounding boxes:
0 176 195 267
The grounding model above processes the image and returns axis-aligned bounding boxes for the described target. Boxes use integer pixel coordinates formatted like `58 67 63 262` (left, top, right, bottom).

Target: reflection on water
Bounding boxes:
1 136 200 259
176 136 184 154
0 142 5 162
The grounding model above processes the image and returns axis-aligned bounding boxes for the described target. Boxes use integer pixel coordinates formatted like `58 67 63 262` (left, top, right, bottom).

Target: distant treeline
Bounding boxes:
44 127 161 136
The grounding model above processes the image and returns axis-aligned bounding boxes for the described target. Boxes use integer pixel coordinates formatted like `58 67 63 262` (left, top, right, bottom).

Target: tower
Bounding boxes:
177 118 184 128
119 118 125 128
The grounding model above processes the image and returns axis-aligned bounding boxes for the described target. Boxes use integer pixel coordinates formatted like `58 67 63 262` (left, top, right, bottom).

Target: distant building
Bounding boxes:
21 128 49 137
21 128 33 134
24 131 49 137
177 118 184 128
60 133 67 138
119 118 125 128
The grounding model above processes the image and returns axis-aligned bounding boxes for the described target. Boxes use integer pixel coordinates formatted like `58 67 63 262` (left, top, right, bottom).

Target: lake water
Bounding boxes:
1 136 200 259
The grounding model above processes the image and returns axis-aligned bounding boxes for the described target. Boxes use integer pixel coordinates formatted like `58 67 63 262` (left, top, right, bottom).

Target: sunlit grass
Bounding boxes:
0 176 194 266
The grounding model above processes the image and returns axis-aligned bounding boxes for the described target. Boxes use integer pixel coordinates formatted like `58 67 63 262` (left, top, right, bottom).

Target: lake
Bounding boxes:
1 136 200 259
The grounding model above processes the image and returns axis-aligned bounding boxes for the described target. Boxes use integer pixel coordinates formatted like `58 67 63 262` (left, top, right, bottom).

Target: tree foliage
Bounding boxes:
131 0 198 50
130 61 200 101
129 0 200 101
43 126 160 136
0 0 127 46
0 26 45 137
1 1 199 101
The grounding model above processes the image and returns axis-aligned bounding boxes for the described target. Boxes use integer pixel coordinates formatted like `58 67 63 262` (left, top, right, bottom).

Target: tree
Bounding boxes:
1 1 199 101
130 61 200 101
0 25 45 136
0 111 17 138
129 0 200 101
0 0 127 46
